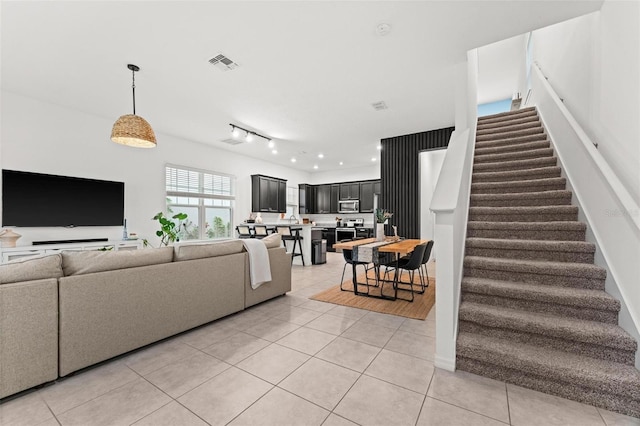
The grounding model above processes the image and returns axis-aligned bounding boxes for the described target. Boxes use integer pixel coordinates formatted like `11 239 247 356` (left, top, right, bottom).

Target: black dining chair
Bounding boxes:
339 238 377 292
383 243 429 301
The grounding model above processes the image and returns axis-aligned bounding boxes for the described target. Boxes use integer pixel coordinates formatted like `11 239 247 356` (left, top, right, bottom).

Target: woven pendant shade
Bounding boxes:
111 114 156 148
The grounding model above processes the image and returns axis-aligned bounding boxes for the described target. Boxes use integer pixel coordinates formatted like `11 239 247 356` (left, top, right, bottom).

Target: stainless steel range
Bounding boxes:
335 218 368 242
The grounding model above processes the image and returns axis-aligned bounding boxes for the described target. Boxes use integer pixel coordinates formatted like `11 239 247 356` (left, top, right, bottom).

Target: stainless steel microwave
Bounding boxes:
338 200 359 213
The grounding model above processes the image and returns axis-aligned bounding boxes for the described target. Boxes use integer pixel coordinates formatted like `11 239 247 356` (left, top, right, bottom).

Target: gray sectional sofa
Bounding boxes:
0 235 291 399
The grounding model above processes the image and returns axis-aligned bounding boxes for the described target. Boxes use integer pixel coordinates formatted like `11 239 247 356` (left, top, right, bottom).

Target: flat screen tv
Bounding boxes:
2 169 124 227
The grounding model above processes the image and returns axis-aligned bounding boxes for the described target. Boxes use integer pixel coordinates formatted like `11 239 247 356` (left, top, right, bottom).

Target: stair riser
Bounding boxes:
472 168 561 183
475 133 547 150
475 141 550 156
473 157 557 173
476 127 544 142
477 122 544 136
462 291 618 324
471 182 566 195
477 116 540 131
465 246 594 263
468 212 579 222
455 357 640 418
474 148 554 163
459 321 635 365
464 267 605 290
466 228 586 241
470 196 572 207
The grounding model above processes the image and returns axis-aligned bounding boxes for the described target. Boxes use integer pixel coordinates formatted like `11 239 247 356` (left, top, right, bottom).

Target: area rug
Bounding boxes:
310 272 435 320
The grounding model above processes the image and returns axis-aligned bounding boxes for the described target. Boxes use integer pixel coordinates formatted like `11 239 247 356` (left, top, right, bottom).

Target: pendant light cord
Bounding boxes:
131 67 136 115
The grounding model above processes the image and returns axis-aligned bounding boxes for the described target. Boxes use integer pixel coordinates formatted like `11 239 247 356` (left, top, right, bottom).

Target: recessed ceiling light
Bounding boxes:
272 149 278 154
371 157 377 162
291 158 296 163
318 153 324 159
376 144 382 150
339 161 344 166
313 165 318 169
375 23 392 36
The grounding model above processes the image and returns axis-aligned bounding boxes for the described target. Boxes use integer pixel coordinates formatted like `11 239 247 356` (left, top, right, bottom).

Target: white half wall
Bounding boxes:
420 149 447 244
532 1 640 204
0 91 311 246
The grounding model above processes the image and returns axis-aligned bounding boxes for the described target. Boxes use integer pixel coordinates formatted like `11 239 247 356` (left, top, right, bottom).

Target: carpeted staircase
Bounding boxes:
456 107 640 417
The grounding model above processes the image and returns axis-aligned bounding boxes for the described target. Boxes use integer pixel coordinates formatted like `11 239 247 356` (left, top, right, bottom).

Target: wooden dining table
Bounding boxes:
333 238 430 301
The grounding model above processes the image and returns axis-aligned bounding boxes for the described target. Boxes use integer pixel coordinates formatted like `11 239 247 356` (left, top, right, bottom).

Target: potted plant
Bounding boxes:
152 212 190 246
374 208 393 241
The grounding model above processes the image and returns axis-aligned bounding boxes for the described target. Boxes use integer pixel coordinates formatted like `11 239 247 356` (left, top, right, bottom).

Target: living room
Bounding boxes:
2 1 640 425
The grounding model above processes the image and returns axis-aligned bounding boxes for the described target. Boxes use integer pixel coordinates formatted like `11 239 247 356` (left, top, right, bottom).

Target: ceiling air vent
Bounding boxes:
371 101 388 111
208 54 239 71
220 138 244 146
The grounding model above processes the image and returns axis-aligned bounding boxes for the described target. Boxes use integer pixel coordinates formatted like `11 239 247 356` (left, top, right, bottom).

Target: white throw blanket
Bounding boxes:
241 239 272 289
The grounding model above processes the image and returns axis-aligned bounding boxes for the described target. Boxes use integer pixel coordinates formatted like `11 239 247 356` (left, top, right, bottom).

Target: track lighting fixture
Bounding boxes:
229 124 271 146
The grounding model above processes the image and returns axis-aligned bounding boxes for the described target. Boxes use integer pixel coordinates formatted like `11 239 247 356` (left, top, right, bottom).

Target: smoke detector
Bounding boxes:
375 23 391 36
208 54 239 71
371 101 388 111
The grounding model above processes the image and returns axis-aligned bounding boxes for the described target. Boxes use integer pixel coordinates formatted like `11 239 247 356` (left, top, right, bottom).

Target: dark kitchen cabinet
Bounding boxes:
278 180 287 212
299 184 314 214
373 180 381 195
252 174 287 213
359 181 375 213
339 182 360 200
315 184 331 214
330 184 340 213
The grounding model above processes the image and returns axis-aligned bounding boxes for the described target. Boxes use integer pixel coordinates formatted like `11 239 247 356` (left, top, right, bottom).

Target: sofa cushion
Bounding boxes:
262 233 282 249
62 247 173 276
0 254 63 284
173 240 244 262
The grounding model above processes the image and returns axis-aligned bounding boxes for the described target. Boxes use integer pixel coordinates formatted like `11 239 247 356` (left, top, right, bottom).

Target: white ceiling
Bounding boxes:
1 1 602 173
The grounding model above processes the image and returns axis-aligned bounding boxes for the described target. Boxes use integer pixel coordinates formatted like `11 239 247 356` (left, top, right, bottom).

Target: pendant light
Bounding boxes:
111 64 156 148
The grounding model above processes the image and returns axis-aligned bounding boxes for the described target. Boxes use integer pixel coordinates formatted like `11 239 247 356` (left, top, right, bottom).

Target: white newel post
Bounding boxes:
433 211 457 371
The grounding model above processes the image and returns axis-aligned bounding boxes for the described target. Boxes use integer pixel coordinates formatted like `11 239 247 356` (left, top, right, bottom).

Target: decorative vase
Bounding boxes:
0 229 22 248
376 223 385 242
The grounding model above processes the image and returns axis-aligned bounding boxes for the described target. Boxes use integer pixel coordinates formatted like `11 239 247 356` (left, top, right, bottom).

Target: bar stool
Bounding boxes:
236 225 254 239
276 226 305 265
253 225 269 239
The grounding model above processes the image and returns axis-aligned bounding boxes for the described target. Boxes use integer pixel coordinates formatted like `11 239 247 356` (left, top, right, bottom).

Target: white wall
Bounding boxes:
0 91 310 246
419 149 446 243
309 165 380 185
477 33 528 104
532 1 640 204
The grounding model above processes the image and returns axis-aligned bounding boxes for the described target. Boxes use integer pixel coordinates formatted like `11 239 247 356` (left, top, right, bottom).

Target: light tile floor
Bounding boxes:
1 252 639 426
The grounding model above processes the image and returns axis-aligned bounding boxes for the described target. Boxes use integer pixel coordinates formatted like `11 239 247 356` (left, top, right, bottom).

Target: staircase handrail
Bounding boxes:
532 63 640 349
533 63 640 232
430 127 474 370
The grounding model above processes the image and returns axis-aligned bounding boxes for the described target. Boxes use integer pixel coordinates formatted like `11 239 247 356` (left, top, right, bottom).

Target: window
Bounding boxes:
165 165 235 241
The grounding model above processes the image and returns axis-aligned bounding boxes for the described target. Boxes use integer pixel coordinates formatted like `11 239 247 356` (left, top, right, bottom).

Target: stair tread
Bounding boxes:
472 176 566 187
473 166 560 180
464 255 607 279
466 237 595 253
471 190 572 200
469 205 578 214
459 301 636 351
474 148 554 162
474 133 548 149
477 123 544 136
457 332 640 396
473 156 557 172
475 142 551 157
477 107 537 122
462 276 619 311
467 221 586 230
477 115 540 131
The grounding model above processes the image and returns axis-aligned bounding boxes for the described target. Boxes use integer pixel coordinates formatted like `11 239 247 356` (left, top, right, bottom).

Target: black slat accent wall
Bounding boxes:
380 127 454 239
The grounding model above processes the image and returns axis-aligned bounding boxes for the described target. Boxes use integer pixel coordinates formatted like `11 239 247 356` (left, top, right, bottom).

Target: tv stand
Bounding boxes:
1 239 143 263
